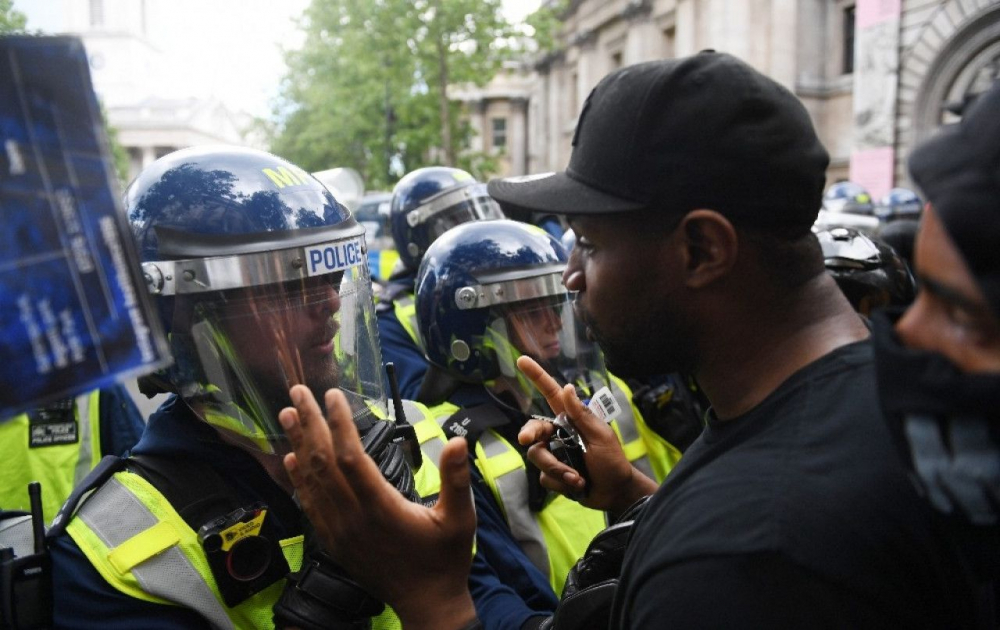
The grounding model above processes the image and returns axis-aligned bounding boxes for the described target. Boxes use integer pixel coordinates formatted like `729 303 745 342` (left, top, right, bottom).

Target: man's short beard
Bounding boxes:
576 301 690 379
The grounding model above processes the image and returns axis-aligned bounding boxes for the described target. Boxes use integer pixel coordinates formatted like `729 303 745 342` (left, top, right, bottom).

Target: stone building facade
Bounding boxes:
20 0 253 181
471 0 999 198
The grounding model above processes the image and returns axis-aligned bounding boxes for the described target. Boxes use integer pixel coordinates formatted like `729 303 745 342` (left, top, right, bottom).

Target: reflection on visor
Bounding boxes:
213 273 346 314
171 263 388 454
423 196 504 241
484 295 608 415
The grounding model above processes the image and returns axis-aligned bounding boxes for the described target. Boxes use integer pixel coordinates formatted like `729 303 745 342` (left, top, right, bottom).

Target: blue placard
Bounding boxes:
0 36 170 418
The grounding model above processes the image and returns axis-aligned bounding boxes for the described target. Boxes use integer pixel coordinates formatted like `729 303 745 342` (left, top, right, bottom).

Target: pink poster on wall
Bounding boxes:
850 146 896 200
856 0 902 29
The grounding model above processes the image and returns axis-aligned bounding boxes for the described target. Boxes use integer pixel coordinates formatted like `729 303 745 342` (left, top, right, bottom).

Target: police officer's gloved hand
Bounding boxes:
273 416 420 628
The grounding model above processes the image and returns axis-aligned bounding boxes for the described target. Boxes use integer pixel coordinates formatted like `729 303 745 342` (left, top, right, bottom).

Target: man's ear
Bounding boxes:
677 210 738 288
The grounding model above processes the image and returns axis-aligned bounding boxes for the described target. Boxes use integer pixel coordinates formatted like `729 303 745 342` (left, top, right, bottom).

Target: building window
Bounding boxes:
491 118 507 150
611 50 623 70
90 0 104 27
843 6 855 74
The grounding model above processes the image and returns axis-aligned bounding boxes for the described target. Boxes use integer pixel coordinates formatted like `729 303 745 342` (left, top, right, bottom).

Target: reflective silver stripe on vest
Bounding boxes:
76 476 236 630
480 432 551 578
73 393 94 487
419 434 446 472
396 400 423 425
400 400 445 466
609 381 654 480
0 514 34 558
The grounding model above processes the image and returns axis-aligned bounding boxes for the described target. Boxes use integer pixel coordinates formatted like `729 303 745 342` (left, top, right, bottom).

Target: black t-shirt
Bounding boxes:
611 341 983 629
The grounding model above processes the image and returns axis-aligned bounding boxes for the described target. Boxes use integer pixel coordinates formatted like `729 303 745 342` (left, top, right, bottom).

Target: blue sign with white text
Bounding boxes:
0 36 169 418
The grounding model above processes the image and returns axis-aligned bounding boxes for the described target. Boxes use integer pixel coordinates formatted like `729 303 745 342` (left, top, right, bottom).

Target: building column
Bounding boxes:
623 0 658 63
469 99 486 153
141 145 156 168
546 66 562 172
849 0 902 198
575 31 599 110
676 0 696 57
768 0 798 88
510 97 528 176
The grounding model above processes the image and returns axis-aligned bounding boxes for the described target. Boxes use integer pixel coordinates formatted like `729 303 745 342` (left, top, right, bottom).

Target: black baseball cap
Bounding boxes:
909 79 1000 319
488 51 830 229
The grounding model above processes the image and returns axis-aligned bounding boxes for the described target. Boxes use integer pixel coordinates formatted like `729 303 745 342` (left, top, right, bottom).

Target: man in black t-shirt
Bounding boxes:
873 81 1000 589
270 53 983 629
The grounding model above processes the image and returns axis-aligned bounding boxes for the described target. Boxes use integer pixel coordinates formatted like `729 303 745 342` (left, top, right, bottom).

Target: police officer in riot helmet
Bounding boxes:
877 187 922 222
822 181 876 216
877 219 920 272
414 220 680 618
818 227 916 318
46 146 434 629
377 166 504 401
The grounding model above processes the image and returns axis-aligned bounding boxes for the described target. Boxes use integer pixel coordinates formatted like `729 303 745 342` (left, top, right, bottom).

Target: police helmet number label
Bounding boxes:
305 239 364 277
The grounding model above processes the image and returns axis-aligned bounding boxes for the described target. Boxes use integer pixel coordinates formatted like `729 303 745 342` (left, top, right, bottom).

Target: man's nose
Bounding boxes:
545 307 562 332
563 249 584 291
308 285 341 319
895 294 930 351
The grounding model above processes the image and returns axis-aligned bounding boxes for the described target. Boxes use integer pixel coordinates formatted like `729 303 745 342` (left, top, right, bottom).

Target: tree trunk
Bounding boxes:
433 5 454 166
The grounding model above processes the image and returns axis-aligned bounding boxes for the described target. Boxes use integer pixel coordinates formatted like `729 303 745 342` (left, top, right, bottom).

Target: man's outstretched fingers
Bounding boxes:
278 406 304 451
322 388 396 505
290 384 324 430
435 438 475 534
286 386 358 510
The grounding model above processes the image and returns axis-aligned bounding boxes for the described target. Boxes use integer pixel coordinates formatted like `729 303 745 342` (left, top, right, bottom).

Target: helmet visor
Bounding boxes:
170 250 387 454
485 294 609 415
419 185 505 242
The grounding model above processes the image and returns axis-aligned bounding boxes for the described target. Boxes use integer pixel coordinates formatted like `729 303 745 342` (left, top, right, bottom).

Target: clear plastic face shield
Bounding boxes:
410 183 505 243
462 269 609 415
144 234 387 455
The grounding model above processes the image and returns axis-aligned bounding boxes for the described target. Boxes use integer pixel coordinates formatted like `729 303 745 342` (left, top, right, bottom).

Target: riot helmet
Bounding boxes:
390 167 504 272
877 187 923 221
818 227 916 317
560 228 577 253
877 219 920 270
130 146 387 454
415 220 607 414
822 181 875 216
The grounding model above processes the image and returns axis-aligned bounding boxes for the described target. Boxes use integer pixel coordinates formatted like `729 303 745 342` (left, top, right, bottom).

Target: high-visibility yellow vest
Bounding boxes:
427 377 680 594
0 392 101 520
66 401 445 629
374 249 401 283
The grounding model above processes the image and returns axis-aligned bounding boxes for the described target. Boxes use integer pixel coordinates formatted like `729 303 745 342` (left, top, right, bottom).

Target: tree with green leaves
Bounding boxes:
270 0 513 190
524 0 567 54
0 0 26 33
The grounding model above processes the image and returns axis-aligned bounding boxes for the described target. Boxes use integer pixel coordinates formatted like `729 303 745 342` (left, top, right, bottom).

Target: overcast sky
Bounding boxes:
15 0 542 118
